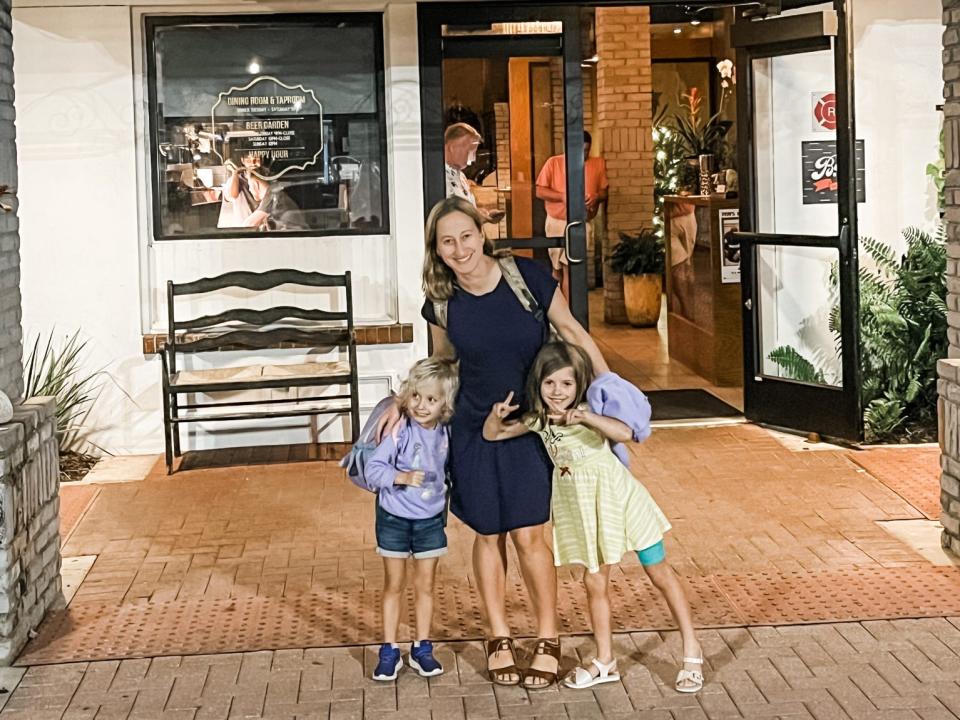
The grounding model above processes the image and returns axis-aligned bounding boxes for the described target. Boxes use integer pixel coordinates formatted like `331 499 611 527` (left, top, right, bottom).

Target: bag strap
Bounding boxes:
497 256 544 324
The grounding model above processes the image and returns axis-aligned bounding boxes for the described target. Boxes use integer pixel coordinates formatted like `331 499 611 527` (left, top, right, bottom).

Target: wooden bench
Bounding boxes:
160 269 360 473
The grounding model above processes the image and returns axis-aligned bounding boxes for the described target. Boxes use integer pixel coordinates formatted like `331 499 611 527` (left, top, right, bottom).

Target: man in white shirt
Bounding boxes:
444 123 504 224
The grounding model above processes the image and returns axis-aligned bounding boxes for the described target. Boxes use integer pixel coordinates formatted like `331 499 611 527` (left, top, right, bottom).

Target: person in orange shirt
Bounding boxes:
535 131 609 298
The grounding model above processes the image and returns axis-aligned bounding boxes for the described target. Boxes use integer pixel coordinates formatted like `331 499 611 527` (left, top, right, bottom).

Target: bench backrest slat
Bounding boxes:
175 306 348 332
171 269 348 296
176 327 351 354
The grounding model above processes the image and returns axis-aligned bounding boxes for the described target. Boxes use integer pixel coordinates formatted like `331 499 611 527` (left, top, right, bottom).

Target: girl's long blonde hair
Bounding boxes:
525 342 594 431
422 196 498 303
397 357 460 424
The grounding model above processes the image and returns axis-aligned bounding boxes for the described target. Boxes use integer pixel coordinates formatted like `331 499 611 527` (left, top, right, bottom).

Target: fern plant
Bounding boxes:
768 227 946 443
767 347 825 385
926 129 945 215
609 229 665 276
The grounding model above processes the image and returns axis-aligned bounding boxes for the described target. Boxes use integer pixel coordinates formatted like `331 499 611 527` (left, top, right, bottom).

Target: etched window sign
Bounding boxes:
801 139 866 205
212 76 324 180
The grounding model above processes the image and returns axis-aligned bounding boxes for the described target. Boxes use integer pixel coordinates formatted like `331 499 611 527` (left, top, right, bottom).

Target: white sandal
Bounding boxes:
675 653 704 693
563 657 620 689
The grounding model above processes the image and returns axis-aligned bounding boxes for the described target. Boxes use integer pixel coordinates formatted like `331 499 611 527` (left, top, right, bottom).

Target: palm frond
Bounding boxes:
23 329 103 453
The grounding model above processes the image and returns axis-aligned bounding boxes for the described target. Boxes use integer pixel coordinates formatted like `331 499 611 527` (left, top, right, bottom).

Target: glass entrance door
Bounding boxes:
732 1 863 440
418 5 589 326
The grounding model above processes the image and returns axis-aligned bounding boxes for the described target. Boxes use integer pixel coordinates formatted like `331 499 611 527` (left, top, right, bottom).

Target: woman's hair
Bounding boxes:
525 341 594 430
422 196 498 303
396 357 460 424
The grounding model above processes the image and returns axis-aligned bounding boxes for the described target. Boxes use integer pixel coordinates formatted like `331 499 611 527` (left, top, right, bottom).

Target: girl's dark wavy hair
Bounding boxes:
524 341 594 431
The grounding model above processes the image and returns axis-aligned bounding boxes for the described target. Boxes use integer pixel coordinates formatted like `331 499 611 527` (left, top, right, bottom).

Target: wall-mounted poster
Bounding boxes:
718 208 741 284
801 140 866 205
811 91 836 132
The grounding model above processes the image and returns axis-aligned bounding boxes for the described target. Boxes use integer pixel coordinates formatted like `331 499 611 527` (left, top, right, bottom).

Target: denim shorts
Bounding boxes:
375 504 448 559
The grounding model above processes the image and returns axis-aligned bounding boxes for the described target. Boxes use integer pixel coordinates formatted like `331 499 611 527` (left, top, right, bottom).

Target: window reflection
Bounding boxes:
147 15 388 239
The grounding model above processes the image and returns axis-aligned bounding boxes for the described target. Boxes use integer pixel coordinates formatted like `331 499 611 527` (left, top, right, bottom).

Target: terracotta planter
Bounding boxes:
623 273 662 327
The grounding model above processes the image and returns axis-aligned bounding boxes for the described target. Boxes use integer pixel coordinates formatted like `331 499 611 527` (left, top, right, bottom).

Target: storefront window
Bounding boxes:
146 14 388 239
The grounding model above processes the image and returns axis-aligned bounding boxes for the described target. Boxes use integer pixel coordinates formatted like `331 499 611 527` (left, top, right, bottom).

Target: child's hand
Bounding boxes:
375 398 402 443
491 391 520 420
548 408 588 426
395 470 425 487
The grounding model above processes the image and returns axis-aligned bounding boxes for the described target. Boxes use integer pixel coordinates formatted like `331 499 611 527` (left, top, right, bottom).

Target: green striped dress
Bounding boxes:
530 416 671 573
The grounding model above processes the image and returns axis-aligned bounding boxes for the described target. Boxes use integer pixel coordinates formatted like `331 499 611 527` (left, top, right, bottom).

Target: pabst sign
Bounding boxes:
801 140 866 205
811 154 839 193
811 91 837 132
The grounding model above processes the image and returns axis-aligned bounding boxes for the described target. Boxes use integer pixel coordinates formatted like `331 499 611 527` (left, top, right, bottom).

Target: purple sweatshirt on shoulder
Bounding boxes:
364 418 449 519
586 371 652 468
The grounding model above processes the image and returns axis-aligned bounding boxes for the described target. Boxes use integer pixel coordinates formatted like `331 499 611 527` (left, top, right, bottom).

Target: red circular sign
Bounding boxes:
814 92 837 131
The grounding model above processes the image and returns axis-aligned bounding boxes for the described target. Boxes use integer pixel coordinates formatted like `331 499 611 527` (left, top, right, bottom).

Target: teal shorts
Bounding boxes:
636 540 666 566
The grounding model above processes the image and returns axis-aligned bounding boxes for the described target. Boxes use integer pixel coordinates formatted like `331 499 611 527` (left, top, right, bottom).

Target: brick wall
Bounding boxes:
550 57 564 155
940 0 960 556
493 102 510 239
0 0 22 402
595 7 654 323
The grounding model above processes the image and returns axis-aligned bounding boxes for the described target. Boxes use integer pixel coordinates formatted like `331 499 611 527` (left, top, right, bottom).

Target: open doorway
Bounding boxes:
418 1 940 434
417 3 746 421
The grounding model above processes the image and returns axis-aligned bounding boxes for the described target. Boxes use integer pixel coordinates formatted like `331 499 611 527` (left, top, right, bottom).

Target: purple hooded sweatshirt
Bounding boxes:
585 372 652 467
364 418 449 520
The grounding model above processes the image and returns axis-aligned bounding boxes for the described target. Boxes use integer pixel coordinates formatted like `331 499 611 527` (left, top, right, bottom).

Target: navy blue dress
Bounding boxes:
422 257 557 535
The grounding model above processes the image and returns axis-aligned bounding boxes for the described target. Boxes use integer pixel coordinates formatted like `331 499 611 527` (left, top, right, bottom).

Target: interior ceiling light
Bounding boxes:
690 19 701 26
673 27 682 34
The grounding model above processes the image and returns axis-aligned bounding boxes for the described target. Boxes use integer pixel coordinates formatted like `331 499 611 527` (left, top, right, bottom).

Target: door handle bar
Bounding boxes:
564 220 585 264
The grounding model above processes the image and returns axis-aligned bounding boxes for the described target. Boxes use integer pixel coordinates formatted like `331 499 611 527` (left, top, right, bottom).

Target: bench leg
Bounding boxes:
170 394 182 458
349 383 360 443
162 389 173 474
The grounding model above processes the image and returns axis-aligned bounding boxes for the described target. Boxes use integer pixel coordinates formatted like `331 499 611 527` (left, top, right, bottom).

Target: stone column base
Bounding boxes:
0 397 62 664
938 359 960 556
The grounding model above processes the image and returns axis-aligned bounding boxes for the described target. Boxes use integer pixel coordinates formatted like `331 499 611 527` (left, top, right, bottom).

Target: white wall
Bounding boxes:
853 0 944 245
14 1 428 454
14 6 155 451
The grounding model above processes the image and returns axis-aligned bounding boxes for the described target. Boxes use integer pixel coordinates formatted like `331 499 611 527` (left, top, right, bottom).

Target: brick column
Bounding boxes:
940 0 960 556
595 7 654 324
0 1 63 663
0 0 22 402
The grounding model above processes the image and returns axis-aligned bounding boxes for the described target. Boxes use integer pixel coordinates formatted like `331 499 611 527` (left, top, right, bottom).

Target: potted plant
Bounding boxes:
609 229 665 327
671 60 736 194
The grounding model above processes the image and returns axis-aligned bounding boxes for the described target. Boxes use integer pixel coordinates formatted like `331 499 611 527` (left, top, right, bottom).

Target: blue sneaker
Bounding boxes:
373 644 402 681
408 640 444 677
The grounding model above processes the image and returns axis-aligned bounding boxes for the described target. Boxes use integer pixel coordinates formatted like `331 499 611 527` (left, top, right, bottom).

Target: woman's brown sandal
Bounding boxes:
522 637 561 690
486 637 521 686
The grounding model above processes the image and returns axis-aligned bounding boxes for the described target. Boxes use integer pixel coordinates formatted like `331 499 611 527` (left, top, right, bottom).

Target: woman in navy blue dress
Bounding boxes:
419 197 610 688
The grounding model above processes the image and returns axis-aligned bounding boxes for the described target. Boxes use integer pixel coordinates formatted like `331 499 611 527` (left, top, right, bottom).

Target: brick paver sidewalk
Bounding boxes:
849 447 942 520
3 619 960 719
